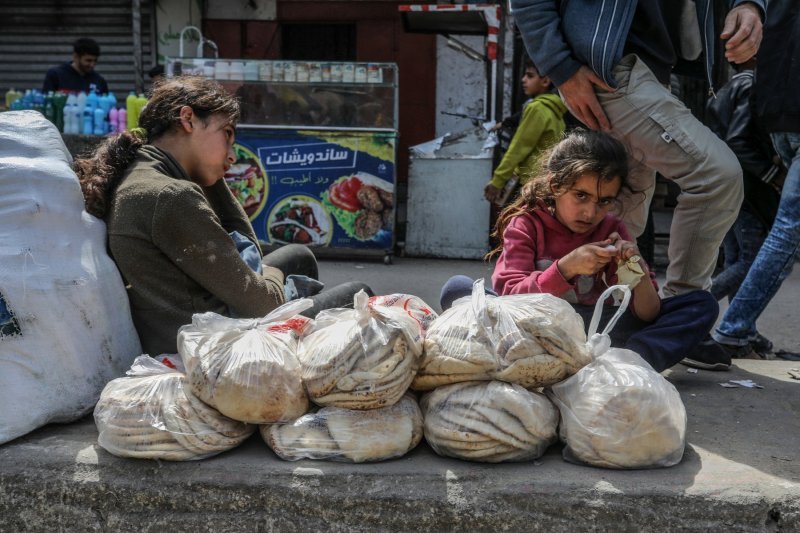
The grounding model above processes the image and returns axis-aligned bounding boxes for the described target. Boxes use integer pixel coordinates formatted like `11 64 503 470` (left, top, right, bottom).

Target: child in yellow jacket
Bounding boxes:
484 59 567 205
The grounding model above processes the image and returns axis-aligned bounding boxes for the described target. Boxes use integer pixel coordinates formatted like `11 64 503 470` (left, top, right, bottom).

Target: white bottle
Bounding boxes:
243 61 259 81
76 91 87 119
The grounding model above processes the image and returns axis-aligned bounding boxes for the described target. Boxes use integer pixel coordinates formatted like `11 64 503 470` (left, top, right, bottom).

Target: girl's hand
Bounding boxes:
557 239 618 279
607 232 644 264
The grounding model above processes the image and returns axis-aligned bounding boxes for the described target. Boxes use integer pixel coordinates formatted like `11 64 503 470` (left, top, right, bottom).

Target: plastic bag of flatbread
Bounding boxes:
262 393 423 462
297 291 427 410
421 380 559 463
548 286 687 469
94 355 254 461
178 299 312 424
413 279 590 391
0 111 141 445
368 293 438 336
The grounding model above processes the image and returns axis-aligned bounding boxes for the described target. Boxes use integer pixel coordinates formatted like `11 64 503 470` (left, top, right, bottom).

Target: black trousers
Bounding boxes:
572 290 718 372
262 244 372 318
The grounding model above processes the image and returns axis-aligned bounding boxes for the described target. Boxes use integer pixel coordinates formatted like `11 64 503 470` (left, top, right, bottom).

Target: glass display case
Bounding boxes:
165 58 399 258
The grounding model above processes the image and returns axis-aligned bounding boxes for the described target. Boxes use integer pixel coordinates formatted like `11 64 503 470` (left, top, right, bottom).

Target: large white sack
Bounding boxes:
0 110 141 444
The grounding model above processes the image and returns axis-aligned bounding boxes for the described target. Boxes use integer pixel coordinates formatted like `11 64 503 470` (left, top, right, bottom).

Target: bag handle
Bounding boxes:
587 284 632 337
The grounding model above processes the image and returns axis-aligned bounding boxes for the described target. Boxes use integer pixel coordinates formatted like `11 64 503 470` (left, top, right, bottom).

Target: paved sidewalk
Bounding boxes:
1 258 798 531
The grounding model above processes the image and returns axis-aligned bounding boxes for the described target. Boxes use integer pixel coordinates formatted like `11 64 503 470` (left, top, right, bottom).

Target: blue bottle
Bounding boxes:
93 106 106 135
82 106 94 135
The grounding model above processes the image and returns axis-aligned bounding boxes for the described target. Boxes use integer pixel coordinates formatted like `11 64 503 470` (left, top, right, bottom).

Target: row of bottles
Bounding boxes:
4 88 148 135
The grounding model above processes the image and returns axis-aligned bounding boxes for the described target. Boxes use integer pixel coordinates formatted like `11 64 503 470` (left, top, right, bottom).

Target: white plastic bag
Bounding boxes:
549 285 688 469
413 279 591 390
421 380 559 463
94 355 254 461
262 393 423 463
0 111 141 445
178 299 312 424
298 291 427 410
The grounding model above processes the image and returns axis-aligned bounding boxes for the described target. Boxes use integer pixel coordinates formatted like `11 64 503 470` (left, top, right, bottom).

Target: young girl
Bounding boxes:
76 76 369 356
443 130 720 372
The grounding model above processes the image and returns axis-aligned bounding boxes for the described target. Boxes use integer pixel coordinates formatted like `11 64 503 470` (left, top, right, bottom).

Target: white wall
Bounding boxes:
154 0 205 61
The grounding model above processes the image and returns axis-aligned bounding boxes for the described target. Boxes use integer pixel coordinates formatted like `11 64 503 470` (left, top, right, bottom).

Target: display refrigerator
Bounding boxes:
165 57 399 262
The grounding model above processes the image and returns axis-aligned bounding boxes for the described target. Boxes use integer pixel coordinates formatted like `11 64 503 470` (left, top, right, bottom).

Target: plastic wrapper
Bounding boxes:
177 299 312 424
421 380 559 463
94 355 254 461
548 285 687 469
413 280 591 391
297 291 427 410
262 393 423 462
0 111 140 445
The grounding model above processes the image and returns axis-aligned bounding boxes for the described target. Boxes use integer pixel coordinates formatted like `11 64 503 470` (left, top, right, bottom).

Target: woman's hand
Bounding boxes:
557 239 618 280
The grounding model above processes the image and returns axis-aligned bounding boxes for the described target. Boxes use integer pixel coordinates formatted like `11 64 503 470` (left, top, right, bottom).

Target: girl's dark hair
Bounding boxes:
488 129 630 258
75 76 240 218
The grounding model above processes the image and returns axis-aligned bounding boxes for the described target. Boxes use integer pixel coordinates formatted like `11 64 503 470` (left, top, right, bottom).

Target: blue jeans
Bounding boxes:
714 132 800 346
711 208 769 302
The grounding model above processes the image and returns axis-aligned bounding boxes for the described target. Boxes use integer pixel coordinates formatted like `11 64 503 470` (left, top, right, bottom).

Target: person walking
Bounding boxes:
510 0 765 299
692 0 800 365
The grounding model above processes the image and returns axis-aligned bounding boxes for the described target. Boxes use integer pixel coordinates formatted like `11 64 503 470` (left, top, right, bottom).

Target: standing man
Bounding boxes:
43 37 109 94
510 0 764 301
704 0 800 364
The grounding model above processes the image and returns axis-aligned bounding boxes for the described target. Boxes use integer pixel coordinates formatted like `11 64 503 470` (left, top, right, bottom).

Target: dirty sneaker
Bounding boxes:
751 332 774 356
680 336 744 371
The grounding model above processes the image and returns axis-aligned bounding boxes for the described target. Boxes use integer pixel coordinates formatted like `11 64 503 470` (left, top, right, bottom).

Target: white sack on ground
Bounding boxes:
549 348 687 469
262 392 423 462
421 380 559 463
0 111 141 445
413 281 590 391
298 291 429 410
94 355 254 460
178 300 311 424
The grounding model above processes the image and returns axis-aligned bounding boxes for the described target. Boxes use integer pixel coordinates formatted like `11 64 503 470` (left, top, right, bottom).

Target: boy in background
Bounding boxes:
484 59 566 205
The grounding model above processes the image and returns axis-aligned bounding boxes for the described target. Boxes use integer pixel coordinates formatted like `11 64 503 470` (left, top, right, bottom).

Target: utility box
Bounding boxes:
405 127 493 259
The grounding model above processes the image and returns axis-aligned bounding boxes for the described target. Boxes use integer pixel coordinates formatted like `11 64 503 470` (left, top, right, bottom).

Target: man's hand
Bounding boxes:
557 66 615 131
721 2 763 64
484 182 502 203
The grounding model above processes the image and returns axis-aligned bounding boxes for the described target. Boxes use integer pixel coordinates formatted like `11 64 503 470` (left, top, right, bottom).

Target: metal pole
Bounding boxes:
132 0 143 94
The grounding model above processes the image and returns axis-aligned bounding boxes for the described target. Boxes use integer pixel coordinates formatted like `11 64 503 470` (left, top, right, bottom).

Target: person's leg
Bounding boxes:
713 133 800 345
301 281 373 319
625 291 719 372
439 275 496 311
262 244 319 280
597 55 743 297
710 209 768 302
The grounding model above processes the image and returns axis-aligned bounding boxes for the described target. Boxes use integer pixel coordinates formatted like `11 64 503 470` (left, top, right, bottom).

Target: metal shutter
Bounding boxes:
0 0 155 96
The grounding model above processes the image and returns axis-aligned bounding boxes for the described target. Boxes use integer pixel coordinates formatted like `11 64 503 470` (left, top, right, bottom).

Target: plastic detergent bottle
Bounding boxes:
135 93 148 123
125 91 137 129
86 89 99 114
43 92 56 124
76 91 87 118
109 107 118 133
117 108 127 132
82 105 94 135
4 88 22 109
93 106 106 135
53 92 67 132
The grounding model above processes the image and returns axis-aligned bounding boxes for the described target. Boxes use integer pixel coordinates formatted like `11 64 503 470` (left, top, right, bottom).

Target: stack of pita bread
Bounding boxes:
413 291 591 391
178 306 310 424
297 291 428 410
263 393 423 462
549 348 687 469
94 356 254 461
421 380 559 463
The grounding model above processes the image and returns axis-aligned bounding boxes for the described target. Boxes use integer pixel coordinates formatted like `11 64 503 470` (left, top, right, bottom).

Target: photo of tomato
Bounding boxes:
266 195 332 247
224 144 268 221
322 172 394 241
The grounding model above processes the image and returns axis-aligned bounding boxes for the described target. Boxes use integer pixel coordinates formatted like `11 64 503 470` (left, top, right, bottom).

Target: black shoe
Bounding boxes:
680 337 743 371
751 332 774 356
775 349 800 361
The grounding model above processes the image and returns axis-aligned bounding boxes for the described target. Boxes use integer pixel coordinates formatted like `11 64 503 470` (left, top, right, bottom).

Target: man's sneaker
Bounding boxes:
680 336 747 371
751 332 774 356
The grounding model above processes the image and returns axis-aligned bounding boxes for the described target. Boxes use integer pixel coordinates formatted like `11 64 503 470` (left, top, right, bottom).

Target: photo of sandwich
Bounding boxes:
224 144 268 220
321 172 394 241
267 195 332 246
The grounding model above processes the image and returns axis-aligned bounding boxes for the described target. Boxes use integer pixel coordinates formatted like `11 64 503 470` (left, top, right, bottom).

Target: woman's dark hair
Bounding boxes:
75 76 240 218
488 129 631 258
